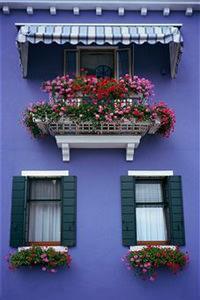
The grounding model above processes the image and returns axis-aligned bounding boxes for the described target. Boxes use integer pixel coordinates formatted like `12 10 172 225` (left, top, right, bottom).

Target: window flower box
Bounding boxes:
34 116 161 136
6 246 71 273
123 245 189 281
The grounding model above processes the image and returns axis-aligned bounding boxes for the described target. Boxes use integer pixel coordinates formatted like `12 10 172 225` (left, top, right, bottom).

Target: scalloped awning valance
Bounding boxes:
16 23 183 78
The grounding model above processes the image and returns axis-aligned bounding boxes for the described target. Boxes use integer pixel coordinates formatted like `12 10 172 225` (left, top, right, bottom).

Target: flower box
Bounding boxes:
34 117 161 137
123 245 189 281
6 246 71 273
23 75 175 139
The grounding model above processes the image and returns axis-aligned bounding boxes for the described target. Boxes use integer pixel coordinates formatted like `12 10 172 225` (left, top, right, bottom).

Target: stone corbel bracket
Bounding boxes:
55 135 142 162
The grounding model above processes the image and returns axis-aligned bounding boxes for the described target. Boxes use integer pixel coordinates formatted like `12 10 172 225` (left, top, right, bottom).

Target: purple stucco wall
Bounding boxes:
0 10 199 300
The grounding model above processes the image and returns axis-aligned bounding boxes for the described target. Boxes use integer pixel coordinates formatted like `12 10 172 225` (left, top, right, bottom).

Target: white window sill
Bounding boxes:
18 246 68 252
130 245 176 251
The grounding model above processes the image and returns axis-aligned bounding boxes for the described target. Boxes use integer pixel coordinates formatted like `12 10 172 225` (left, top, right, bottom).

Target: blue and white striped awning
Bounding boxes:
16 23 183 78
17 23 183 45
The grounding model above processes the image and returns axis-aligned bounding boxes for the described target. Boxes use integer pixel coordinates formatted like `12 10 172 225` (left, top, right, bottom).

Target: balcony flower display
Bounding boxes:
42 74 154 102
6 246 71 273
22 75 175 138
123 246 189 281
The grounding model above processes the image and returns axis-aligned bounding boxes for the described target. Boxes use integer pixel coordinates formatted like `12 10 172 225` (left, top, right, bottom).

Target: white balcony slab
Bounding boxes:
55 135 141 162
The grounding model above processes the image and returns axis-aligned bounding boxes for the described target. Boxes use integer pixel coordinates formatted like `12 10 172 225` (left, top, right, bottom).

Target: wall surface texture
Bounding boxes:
0 10 199 300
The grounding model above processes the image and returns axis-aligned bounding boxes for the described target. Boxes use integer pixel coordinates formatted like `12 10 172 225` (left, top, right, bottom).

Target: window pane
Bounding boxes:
65 50 77 78
117 49 130 77
136 207 167 241
136 183 163 203
30 179 61 200
80 50 114 77
29 201 61 242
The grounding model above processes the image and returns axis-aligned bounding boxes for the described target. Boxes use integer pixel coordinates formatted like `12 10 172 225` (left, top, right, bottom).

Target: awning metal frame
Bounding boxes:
16 23 183 79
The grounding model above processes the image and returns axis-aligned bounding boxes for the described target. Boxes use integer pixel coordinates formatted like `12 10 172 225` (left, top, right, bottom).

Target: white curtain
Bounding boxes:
30 179 61 200
136 207 167 241
136 183 163 203
29 179 61 242
29 201 61 242
136 182 167 241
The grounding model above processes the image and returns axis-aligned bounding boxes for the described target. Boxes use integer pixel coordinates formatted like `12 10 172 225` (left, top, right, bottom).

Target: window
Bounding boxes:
28 178 61 245
10 174 77 248
80 49 115 78
135 180 168 245
121 174 185 247
64 47 132 78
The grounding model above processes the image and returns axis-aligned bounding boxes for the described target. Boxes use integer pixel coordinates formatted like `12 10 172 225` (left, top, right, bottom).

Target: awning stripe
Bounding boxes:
17 24 183 46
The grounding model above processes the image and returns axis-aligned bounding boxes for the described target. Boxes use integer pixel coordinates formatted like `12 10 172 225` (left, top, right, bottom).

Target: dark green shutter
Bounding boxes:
61 176 77 247
10 176 27 248
121 176 137 246
165 176 185 246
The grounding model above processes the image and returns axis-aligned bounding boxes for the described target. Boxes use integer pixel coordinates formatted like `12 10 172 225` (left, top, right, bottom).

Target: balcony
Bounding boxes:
34 117 161 161
23 75 175 162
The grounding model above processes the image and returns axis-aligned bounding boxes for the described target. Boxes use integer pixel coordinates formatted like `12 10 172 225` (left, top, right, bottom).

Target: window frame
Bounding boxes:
63 48 78 76
21 170 69 247
77 46 117 78
128 170 174 246
135 178 169 245
116 47 132 78
63 45 132 78
78 46 117 78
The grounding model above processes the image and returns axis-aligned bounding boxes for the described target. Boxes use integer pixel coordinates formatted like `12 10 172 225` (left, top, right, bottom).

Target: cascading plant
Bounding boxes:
122 246 189 281
22 74 176 138
6 246 72 273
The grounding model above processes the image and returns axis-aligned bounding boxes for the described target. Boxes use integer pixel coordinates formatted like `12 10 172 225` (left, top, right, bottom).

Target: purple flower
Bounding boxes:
8 265 15 271
4 255 10 261
43 258 49 263
149 276 155 282
142 268 147 273
50 269 57 273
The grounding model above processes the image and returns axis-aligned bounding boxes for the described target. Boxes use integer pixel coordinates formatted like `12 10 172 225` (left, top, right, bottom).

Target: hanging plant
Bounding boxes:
6 246 71 273
123 246 189 281
22 75 175 138
42 74 154 103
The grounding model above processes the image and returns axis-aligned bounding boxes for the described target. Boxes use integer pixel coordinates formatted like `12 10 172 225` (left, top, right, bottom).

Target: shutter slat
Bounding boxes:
165 176 185 246
121 176 137 246
63 207 76 214
61 176 77 247
10 176 27 248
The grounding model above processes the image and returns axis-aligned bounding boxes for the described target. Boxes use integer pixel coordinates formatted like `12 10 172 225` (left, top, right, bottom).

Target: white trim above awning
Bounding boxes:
2 1 200 12
16 23 183 78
